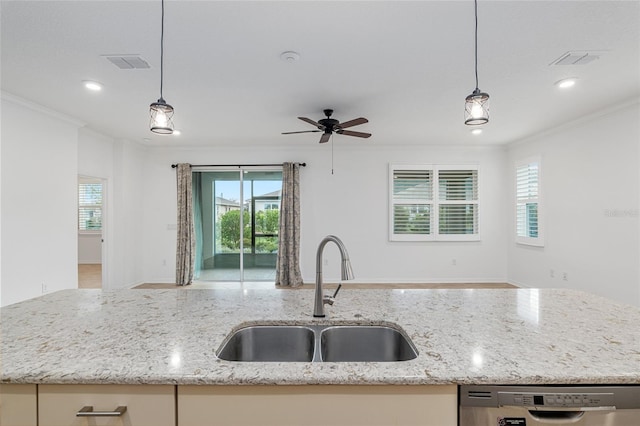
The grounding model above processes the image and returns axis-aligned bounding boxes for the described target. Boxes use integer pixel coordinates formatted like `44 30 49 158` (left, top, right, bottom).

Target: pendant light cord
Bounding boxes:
159 0 165 100
474 0 479 90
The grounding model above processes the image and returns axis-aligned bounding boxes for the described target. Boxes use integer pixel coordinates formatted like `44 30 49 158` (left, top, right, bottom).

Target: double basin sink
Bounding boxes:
217 324 418 362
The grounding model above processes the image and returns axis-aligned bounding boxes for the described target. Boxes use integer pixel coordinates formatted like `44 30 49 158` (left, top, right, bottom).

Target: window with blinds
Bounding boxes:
515 158 543 246
392 169 432 236
78 182 102 231
438 170 478 235
390 165 479 241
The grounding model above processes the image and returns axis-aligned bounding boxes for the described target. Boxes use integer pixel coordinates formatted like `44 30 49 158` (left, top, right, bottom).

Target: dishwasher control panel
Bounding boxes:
498 391 615 408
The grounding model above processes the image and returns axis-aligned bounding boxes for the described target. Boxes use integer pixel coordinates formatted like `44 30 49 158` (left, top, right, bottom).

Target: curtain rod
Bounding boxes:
171 162 306 169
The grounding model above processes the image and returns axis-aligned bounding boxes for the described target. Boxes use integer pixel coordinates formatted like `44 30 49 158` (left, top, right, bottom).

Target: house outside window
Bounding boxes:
389 164 479 241
516 157 543 246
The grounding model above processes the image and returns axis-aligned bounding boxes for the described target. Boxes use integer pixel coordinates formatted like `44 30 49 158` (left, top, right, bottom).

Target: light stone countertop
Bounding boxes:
1 288 639 386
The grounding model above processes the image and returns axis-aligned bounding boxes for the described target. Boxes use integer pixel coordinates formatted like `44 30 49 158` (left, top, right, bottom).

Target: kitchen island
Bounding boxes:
1 287 639 425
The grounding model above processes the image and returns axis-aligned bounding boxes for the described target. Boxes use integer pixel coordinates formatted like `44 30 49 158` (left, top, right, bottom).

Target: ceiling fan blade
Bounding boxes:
338 130 372 138
282 130 322 135
319 133 331 144
298 117 323 128
336 117 368 129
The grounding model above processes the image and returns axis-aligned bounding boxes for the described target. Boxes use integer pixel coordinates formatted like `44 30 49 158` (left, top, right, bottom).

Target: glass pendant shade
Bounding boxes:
150 98 174 134
464 89 489 125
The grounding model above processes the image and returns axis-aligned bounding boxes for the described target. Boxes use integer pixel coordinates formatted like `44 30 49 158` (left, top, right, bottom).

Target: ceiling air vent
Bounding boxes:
104 55 150 69
550 51 606 66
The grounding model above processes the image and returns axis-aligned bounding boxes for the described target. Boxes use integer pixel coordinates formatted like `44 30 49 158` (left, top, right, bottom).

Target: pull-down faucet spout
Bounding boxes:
314 235 355 317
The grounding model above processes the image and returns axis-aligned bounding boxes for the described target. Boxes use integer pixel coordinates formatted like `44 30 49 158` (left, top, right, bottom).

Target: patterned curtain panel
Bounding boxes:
175 163 195 286
275 162 303 287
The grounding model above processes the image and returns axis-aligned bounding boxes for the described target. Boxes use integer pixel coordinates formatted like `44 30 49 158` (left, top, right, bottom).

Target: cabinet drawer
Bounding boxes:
39 384 175 426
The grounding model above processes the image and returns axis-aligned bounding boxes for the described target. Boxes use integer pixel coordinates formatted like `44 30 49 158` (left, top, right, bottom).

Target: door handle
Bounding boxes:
528 410 585 422
76 405 127 417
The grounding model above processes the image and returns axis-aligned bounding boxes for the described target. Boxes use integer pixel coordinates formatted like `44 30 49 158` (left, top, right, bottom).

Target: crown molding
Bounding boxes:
1 91 86 128
509 96 640 148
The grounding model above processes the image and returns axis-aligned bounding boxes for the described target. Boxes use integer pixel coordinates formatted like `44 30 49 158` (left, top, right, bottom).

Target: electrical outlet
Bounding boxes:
324 258 329 266
562 272 568 281
42 282 47 293
451 259 457 266
162 259 167 266
550 269 555 278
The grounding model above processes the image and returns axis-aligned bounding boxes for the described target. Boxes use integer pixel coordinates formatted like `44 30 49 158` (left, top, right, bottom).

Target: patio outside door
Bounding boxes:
193 168 282 281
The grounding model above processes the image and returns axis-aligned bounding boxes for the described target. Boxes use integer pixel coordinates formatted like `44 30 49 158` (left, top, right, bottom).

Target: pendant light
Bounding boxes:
464 0 490 126
149 0 174 134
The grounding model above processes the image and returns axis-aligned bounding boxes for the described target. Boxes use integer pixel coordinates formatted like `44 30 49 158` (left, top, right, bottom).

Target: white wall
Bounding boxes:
1 96 81 306
141 144 508 284
0 97 2 307
111 139 146 289
507 101 640 306
78 128 114 183
0 98 147 306
77 234 101 263
77 127 146 289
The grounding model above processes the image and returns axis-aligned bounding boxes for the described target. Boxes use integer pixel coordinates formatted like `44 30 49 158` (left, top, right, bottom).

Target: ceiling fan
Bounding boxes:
282 109 371 143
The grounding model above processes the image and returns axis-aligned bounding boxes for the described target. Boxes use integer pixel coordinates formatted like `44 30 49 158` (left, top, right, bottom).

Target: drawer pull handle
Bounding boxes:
76 406 127 417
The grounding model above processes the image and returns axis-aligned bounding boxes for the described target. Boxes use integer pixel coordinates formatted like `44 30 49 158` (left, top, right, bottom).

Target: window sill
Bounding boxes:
390 235 481 242
516 238 544 247
79 231 102 236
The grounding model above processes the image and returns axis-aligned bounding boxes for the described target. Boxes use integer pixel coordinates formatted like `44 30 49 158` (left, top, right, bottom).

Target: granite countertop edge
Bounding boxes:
1 288 639 386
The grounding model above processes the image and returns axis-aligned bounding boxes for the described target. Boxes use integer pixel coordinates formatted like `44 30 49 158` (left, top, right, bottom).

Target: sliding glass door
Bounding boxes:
193 168 282 281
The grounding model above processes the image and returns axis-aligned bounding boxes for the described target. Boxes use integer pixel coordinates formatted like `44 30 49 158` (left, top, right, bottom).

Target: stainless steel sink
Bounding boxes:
217 324 418 362
217 325 315 362
320 325 418 362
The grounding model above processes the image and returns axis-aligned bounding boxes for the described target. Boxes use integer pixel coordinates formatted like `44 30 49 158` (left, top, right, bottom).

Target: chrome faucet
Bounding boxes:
314 235 355 317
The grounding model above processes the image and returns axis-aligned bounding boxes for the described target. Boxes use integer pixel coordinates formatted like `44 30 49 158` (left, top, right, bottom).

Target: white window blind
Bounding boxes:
392 169 433 236
78 182 102 231
390 165 479 241
516 158 543 246
438 170 478 235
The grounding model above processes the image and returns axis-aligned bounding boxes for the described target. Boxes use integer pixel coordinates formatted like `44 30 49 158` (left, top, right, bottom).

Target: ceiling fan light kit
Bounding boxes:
149 0 174 135
282 109 371 143
464 0 490 126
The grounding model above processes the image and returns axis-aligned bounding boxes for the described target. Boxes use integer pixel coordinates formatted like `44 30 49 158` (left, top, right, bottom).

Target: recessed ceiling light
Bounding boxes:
555 78 578 89
471 128 483 135
83 80 103 91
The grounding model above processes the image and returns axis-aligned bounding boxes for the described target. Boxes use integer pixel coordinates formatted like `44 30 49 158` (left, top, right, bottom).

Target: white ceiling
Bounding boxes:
2 1 639 148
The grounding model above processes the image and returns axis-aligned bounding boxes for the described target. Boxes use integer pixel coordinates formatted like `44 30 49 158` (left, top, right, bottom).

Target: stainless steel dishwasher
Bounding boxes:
460 385 640 425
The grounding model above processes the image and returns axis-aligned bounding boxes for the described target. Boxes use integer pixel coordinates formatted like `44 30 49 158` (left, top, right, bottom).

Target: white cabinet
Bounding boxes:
38 384 175 426
0 384 38 426
178 385 457 426
2 383 456 425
